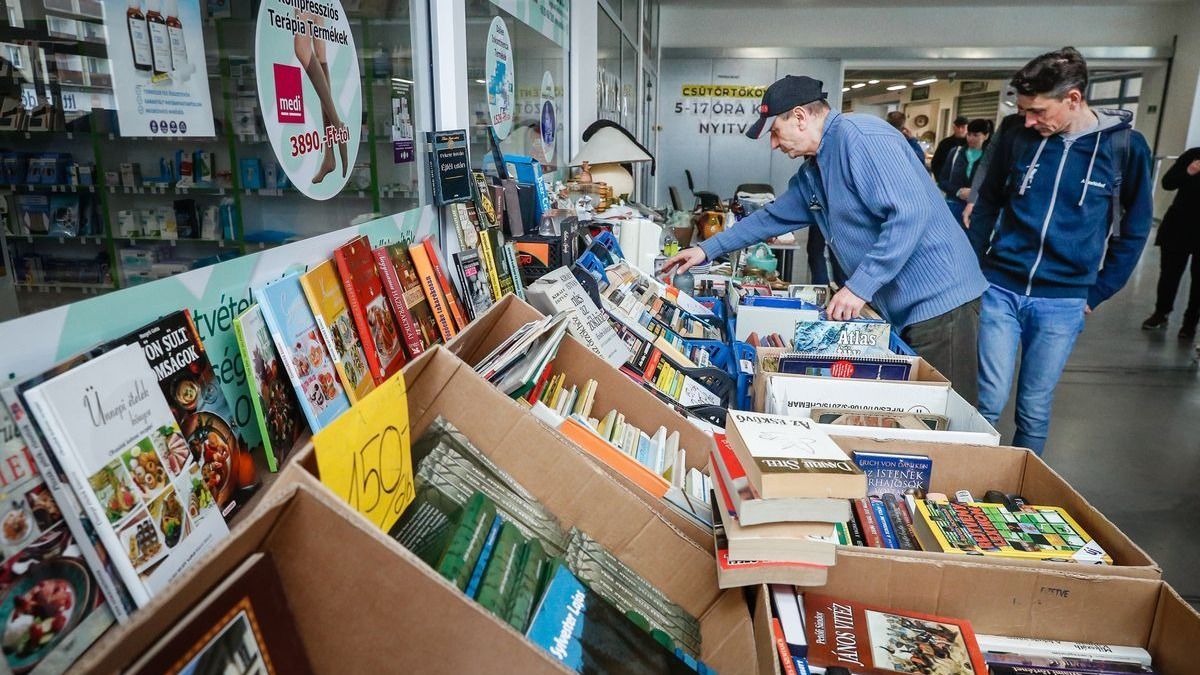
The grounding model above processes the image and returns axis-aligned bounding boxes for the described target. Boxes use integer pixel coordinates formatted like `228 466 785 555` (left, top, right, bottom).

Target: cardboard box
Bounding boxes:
764 370 1001 445
831 436 1160 579
753 554 1197 675
283 345 762 673
446 295 718 541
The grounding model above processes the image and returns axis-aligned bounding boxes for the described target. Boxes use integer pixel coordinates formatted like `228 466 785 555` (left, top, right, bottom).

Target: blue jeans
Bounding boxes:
945 198 966 228
977 284 1086 455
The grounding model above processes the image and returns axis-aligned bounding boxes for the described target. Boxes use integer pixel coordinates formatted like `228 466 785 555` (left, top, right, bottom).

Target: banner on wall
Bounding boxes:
105 0 216 137
671 83 767 136
485 16 514 140
0 208 437 449
254 0 362 200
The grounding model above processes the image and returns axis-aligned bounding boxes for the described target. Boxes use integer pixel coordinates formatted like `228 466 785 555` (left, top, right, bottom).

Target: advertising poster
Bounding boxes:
106 0 216 137
540 71 556 164
391 82 415 164
254 0 362 201
485 16 514 140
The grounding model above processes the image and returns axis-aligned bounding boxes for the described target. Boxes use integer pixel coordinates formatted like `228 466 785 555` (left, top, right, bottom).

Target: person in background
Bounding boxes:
962 113 1023 228
969 47 1154 455
662 75 987 402
886 111 927 166
931 115 969 177
1142 147 1200 338
937 118 991 225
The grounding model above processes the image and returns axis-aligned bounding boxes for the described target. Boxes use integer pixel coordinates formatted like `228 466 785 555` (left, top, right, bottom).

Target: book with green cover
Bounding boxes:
234 304 306 472
435 491 497 590
475 521 526 613
503 538 549 632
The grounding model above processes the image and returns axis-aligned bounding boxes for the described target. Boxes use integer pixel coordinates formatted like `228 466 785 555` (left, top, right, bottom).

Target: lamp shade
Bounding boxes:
569 124 653 167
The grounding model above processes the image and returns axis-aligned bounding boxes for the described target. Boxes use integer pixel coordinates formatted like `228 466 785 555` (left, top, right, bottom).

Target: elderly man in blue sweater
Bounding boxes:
662 75 987 403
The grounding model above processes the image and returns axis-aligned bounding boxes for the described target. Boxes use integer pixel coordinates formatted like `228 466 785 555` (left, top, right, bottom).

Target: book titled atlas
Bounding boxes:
334 235 407 384
234 305 306 472
804 593 987 674
793 321 892 357
21 345 229 608
724 411 866 500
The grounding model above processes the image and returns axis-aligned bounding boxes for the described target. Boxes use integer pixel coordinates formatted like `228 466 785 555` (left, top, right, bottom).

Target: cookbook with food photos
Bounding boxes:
254 273 352 433
299 260 376 404
0 408 114 674
120 310 257 519
126 553 313 675
234 305 307 473
334 235 406 385
21 345 229 608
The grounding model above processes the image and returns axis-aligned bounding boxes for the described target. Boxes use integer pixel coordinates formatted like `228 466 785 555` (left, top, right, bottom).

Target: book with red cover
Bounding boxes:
803 593 987 674
709 490 828 588
853 498 885 548
127 553 313 675
378 243 442 351
408 239 457 342
372 245 425 359
421 238 469 331
772 618 800 675
334 235 406 384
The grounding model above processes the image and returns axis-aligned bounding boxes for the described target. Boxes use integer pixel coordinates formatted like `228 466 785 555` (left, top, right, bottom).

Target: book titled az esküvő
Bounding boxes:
724 411 866 500
803 592 987 674
21 345 229 608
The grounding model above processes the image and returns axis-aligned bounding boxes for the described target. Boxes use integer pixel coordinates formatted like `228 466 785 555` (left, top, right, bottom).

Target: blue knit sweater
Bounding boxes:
699 111 987 329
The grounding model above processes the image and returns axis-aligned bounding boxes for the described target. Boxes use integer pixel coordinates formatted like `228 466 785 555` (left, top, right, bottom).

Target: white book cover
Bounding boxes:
975 634 1152 667
23 345 228 606
769 584 808 657
728 411 851 463
526 267 631 368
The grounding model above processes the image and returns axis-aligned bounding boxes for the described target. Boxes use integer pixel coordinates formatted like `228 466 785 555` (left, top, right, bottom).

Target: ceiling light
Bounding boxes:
474 79 485 84
868 79 880 84
851 83 866 89
886 84 907 91
842 87 850 92
913 78 938 86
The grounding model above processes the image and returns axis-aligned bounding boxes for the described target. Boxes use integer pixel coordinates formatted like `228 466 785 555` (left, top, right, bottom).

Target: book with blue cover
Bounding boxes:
851 451 933 498
777 353 913 380
869 496 900 549
525 563 695 674
792 321 891 357
253 273 352 433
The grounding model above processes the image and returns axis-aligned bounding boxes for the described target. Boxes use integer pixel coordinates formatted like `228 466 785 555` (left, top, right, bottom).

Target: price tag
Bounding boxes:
738 358 754 375
1071 539 1110 564
313 375 414 533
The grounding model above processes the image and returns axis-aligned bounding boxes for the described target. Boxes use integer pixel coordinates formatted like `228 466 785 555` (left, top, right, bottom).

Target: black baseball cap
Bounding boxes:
746 75 828 140
954 115 969 126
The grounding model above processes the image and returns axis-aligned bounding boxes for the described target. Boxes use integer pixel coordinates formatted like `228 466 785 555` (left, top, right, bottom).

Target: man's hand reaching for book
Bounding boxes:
827 287 866 321
659 247 707 279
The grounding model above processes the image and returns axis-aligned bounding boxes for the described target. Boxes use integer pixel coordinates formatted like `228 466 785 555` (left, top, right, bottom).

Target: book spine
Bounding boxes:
233 315 277 471
869 497 900 549
772 618 800 675
334 248 384 383
423 238 469 331
845 514 866 547
881 493 918 550
22 390 150 609
2 391 136 622
853 498 885 548
409 242 457 341
503 243 525 300
374 248 424 358
888 492 922 551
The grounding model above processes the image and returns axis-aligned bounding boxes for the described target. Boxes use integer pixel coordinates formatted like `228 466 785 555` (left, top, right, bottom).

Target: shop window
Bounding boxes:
1088 73 1142 123
0 0 428 317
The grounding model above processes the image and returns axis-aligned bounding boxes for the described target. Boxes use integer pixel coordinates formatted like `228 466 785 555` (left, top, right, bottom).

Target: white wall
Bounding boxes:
655 58 843 207
1157 3 1200 153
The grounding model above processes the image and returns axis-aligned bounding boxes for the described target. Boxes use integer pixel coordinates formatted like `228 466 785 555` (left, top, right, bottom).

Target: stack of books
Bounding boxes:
709 411 867 588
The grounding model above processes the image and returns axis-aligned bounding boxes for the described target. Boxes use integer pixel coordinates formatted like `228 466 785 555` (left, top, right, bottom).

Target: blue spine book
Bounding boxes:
793 657 811 675
465 514 504 598
869 496 900 549
851 451 933 497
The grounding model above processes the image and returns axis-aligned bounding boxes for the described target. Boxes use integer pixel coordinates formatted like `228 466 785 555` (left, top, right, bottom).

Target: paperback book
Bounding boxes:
300 260 376 403
851 451 932 498
911 500 1112 564
724 411 866 500
409 238 458 341
776 353 914 381
452 248 494 321
710 435 851 525
334 235 407 384
234 305 306 472
376 243 441 352
22 345 229 606
710 491 828 589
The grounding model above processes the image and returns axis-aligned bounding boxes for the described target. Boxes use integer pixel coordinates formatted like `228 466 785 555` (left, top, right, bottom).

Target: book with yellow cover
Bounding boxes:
300 260 376 403
911 500 1112 565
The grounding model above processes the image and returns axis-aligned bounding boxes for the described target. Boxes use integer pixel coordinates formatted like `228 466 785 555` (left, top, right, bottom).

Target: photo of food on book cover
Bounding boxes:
26 346 228 598
804 593 986 674
235 306 304 471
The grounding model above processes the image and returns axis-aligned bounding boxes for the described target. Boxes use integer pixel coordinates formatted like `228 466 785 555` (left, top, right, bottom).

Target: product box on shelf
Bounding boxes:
752 553 1197 675
831 437 1159 579
279 345 761 673
763 370 1001 445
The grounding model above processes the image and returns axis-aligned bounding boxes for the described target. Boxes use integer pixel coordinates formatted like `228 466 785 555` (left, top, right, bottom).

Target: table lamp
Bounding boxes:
569 120 654 200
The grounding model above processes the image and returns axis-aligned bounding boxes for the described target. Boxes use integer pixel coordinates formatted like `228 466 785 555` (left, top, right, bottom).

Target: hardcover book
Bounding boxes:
804 593 987 674
851 451 933 498
724 411 867 500
377 243 441 351
254 273 352 433
126 553 314 675
372 246 425 360
22 345 229 607
453 248 494 321
912 500 1112 564
120 310 255 518
0 408 115 674
300 260 376 403
409 239 458 342
334 235 407 384
234 305 306 472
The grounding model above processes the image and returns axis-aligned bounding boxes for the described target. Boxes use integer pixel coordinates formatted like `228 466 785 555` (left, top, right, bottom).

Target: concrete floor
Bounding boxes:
988 242 1200 602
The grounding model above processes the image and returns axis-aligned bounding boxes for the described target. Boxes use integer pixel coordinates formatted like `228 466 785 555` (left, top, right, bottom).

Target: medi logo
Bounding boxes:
274 63 304 124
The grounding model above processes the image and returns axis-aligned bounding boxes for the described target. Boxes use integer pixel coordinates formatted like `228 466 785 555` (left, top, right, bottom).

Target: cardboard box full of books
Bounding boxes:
833 436 1160 579
754 553 1197 675
286 345 763 673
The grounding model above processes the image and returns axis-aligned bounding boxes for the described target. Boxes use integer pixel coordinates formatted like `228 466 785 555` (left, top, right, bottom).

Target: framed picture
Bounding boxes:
960 80 988 94
910 85 931 102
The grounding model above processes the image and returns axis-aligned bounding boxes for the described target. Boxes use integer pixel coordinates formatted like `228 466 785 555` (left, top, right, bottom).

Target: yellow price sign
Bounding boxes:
313 375 414 533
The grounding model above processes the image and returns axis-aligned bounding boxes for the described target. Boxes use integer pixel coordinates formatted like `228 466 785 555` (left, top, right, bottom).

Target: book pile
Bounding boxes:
472 313 572 399
834 451 1113 565
391 417 713 674
709 411 867 588
446 171 528 306
601 260 722 343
